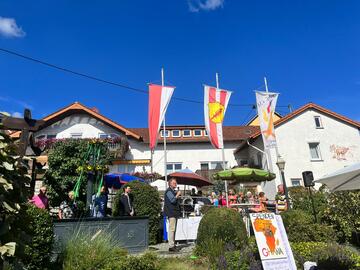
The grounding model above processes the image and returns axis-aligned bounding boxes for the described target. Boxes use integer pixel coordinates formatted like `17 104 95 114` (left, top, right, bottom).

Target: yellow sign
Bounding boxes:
209 102 224 124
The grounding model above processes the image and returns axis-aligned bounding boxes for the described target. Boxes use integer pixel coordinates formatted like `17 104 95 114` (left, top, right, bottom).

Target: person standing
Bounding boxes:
58 191 77 219
92 186 108 218
119 185 134 216
275 184 288 213
164 178 181 252
29 185 49 210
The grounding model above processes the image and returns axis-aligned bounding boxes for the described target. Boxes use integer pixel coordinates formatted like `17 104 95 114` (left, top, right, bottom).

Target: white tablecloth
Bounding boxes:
166 216 202 241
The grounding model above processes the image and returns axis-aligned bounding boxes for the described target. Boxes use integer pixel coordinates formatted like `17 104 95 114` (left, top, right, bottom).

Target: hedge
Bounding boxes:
196 207 248 257
113 181 161 245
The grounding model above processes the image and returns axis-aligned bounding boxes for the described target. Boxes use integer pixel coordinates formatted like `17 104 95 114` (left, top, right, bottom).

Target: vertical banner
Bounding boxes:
250 213 297 270
255 91 279 149
148 84 175 150
204 85 232 149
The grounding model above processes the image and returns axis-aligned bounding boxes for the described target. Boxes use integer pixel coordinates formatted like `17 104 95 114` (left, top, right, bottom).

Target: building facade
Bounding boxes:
13 102 360 199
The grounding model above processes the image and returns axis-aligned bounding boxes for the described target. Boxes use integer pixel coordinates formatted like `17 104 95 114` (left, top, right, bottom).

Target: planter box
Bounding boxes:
53 216 149 254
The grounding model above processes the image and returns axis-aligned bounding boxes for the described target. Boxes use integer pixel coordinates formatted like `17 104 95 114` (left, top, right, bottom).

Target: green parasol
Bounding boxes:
213 167 276 183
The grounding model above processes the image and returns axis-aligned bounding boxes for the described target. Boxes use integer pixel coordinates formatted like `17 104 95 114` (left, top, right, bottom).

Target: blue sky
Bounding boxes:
0 0 359 127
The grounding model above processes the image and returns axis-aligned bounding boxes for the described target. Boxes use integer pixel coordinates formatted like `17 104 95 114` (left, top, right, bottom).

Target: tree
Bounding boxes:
0 130 30 265
43 139 113 207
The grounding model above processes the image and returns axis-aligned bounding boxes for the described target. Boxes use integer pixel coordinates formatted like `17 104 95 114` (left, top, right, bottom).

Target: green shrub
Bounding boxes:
289 186 328 219
291 242 360 270
113 181 161 245
20 204 54 270
114 252 160 270
222 237 262 270
281 210 337 242
196 207 247 256
322 190 360 244
62 230 128 270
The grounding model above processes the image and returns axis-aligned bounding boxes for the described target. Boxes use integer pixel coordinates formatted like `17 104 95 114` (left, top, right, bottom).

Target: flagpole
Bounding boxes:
162 68 168 190
217 72 229 207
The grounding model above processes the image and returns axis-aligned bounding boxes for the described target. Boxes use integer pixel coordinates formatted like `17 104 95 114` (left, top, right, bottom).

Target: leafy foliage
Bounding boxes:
0 131 30 263
322 190 360 244
196 207 248 256
61 230 128 270
288 186 328 219
113 181 161 244
281 209 337 242
16 204 54 270
44 139 111 207
291 242 360 270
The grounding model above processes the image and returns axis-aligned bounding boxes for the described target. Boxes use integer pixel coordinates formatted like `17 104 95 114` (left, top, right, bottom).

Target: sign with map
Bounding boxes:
250 213 297 270
250 213 287 260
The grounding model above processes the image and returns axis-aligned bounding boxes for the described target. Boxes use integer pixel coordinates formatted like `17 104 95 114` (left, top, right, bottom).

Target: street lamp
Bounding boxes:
276 155 290 209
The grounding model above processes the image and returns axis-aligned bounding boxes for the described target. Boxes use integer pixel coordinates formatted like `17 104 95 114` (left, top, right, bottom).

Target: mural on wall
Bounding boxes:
330 145 357 160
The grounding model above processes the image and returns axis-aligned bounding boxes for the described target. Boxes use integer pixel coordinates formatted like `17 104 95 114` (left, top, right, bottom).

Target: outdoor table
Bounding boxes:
230 203 261 236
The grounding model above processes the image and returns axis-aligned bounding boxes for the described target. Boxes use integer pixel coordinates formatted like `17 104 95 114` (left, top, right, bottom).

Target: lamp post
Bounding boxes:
276 155 290 209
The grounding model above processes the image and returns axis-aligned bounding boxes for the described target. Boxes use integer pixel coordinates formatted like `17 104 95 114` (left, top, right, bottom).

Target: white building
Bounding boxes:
234 103 360 198
13 102 360 199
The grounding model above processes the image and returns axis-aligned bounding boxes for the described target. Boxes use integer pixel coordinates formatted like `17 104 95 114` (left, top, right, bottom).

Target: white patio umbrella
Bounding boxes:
314 162 360 191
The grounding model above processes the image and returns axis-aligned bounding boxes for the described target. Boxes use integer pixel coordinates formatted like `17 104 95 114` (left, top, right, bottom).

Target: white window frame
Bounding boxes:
160 130 170 138
70 133 82 139
314 116 323 129
204 130 208 136
166 163 182 174
183 130 191 137
172 130 181 137
193 129 202 137
308 142 322 161
291 178 302 187
47 134 56 139
98 133 108 139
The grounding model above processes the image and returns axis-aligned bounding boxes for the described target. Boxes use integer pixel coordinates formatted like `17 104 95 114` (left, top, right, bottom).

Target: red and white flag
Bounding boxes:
148 84 175 150
204 85 232 149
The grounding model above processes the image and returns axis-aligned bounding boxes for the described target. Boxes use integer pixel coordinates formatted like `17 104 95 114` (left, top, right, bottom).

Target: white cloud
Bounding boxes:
188 0 224 12
0 17 25 38
12 111 22 118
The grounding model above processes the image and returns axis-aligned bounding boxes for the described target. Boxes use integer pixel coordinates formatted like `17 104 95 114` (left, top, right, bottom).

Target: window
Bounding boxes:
172 130 180 137
183 130 191 137
204 130 208 136
309 142 322 160
166 163 182 174
201 161 227 170
200 163 209 170
35 135 46 141
70 133 82 139
194 129 202 137
160 130 169 137
47 134 56 139
314 116 323 128
99 133 108 139
118 164 136 174
291 178 302 187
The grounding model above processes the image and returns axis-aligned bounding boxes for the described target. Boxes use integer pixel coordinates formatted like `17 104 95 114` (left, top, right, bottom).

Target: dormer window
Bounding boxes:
314 116 323 128
172 130 180 137
183 130 191 137
160 130 170 137
194 129 202 137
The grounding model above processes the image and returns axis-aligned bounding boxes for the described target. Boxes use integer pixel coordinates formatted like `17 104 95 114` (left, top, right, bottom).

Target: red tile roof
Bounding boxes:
128 126 259 144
